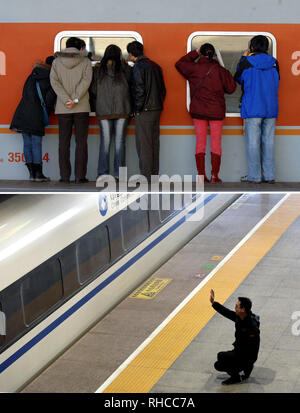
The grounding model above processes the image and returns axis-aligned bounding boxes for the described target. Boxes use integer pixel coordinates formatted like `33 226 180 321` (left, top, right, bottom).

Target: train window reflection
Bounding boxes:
188 31 276 116
54 31 143 62
121 205 149 250
21 259 63 326
76 225 110 284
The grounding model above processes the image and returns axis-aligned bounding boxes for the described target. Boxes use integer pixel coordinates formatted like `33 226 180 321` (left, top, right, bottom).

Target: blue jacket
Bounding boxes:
234 53 279 119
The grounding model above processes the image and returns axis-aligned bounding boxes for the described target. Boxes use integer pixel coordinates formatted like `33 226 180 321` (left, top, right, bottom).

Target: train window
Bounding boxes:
76 225 110 284
54 31 143 62
21 258 63 326
121 200 150 250
187 31 276 116
59 243 80 297
0 283 24 350
106 215 124 262
159 193 181 222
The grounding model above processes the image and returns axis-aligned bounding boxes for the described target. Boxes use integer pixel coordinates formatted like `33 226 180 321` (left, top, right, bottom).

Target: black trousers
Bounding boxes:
58 113 89 180
214 350 254 378
134 110 161 181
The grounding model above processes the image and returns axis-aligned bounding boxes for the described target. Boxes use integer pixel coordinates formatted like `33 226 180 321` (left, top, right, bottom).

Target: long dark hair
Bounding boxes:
98 44 122 81
200 43 215 62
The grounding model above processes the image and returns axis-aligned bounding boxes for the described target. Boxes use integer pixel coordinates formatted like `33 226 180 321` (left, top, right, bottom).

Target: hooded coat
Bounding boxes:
234 52 280 119
50 47 93 114
175 51 236 120
10 62 56 136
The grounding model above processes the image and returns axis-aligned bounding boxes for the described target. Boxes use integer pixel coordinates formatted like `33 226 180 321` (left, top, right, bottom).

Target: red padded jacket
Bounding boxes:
175 51 236 120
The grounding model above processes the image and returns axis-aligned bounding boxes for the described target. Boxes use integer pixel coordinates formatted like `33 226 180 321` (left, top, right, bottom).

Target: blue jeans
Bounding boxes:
97 118 128 177
244 117 276 182
22 133 42 163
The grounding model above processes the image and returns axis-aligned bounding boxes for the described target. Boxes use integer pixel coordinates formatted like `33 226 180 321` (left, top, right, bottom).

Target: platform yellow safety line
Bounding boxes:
102 194 300 393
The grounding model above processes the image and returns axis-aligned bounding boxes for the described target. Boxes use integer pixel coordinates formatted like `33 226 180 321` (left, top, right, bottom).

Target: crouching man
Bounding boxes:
210 289 260 385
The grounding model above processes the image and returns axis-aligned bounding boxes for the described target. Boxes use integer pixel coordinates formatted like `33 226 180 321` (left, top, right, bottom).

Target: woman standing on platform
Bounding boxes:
175 44 236 183
90 44 132 182
10 56 56 182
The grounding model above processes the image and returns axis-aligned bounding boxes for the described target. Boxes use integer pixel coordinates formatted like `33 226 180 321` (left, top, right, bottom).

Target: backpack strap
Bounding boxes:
36 81 50 126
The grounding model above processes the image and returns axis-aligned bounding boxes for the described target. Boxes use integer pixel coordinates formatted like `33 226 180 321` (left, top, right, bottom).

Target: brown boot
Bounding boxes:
210 152 222 183
195 153 209 183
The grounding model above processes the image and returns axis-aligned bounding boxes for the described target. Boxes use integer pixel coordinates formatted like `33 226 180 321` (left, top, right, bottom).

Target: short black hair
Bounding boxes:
250 35 269 53
66 37 84 50
127 41 144 57
200 43 215 62
238 297 252 314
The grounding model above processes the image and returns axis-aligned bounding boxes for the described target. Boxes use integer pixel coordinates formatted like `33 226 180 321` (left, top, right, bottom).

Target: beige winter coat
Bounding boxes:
50 48 92 114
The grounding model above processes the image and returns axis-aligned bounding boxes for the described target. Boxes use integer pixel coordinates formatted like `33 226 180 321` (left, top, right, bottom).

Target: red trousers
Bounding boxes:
193 119 223 155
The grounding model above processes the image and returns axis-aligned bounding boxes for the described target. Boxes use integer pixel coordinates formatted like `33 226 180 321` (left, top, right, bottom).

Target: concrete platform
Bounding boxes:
1 179 300 193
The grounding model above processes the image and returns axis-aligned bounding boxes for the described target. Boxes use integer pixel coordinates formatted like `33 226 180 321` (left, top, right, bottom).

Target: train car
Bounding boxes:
1 0 300 183
0 192 239 392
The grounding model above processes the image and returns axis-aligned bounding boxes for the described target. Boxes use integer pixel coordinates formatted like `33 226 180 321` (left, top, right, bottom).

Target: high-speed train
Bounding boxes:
0 192 239 392
1 0 300 182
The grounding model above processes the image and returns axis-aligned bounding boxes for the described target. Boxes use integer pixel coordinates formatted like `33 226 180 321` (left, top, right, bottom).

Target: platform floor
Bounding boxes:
1 179 300 192
21 193 300 393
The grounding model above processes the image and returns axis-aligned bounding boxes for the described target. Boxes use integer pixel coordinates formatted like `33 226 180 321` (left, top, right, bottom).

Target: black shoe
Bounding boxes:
33 163 50 182
221 375 242 385
59 178 70 183
240 176 261 184
75 177 89 184
262 179 275 184
25 162 35 181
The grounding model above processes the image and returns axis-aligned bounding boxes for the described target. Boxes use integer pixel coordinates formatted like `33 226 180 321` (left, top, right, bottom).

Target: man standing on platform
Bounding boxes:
127 41 166 182
50 37 92 184
234 35 279 184
210 289 260 385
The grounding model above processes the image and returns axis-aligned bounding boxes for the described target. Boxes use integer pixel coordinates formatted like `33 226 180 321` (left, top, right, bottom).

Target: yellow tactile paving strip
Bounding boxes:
103 194 300 393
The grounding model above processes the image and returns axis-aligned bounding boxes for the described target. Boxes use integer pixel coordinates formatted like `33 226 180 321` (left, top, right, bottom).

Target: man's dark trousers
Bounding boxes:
214 350 254 378
58 113 89 180
134 110 161 181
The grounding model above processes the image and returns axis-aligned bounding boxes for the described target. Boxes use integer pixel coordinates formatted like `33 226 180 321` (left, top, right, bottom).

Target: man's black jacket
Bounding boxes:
212 301 260 363
130 55 166 113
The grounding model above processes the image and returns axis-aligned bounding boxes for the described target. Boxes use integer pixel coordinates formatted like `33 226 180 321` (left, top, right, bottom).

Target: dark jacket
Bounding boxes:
90 61 132 119
212 301 260 363
10 63 56 136
130 55 166 113
234 52 279 119
175 51 236 120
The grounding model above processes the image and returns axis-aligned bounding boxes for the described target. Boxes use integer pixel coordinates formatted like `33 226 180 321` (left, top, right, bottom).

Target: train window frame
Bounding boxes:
186 31 277 117
20 257 64 327
54 30 143 63
76 224 111 286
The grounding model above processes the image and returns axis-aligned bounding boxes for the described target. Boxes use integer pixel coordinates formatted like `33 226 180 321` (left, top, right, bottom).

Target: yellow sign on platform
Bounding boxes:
211 256 224 261
130 278 172 299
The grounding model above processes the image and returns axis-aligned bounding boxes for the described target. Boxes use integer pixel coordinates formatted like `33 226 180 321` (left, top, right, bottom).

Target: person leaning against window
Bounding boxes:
175 44 236 183
90 44 132 182
234 35 280 184
10 56 56 182
50 37 92 184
